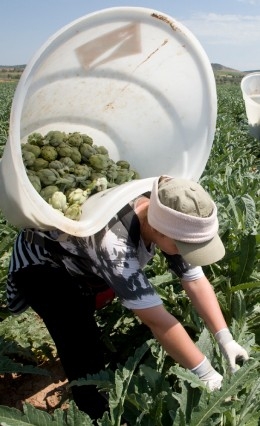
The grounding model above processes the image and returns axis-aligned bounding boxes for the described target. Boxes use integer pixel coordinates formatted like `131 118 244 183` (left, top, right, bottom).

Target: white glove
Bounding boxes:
215 328 249 373
191 357 223 391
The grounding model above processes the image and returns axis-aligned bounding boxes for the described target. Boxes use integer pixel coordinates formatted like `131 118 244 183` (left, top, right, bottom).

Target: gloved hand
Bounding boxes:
215 328 249 373
191 356 223 391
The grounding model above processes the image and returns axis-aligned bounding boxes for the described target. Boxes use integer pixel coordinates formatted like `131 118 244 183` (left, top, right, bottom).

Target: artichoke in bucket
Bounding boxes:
22 131 139 221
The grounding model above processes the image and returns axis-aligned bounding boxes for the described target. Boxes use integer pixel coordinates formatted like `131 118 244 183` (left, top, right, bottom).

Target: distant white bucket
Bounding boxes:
241 72 260 139
0 7 217 236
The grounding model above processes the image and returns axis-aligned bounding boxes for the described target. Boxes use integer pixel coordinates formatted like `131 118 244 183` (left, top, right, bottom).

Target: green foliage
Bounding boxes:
0 210 18 319
0 82 16 155
0 310 56 378
68 335 259 425
0 400 93 425
0 338 50 376
0 81 260 423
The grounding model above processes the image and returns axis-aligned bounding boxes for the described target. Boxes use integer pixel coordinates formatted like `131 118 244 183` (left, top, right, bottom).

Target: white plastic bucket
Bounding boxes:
241 72 260 139
0 7 217 236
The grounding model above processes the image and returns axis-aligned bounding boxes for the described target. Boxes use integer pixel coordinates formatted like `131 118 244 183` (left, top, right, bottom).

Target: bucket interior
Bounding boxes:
2 7 217 235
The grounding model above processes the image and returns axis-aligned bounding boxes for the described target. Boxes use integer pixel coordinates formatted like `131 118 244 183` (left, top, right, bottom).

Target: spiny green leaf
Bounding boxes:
240 194 256 230
235 377 260 425
196 328 215 361
70 368 114 391
190 358 260 426
226 194 240 227
139 364 162 390
240 414 260 426
0 354 50 375
0 403 54 426
231 290 246 322
62 400 93 425
0 401 93 426
234 235 256 284
230 281 260 292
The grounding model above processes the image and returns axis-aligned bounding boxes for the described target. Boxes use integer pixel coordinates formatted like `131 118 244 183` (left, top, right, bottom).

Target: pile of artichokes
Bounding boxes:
22 130 140 221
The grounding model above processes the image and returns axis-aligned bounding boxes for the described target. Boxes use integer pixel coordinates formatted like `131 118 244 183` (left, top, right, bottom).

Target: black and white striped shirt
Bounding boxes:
7 212 162 314
7 206 204 315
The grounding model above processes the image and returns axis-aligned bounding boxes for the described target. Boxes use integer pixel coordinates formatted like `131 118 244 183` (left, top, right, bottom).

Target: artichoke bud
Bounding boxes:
31 157 49 171
81 134 93 145
40 185 59 202
96 145 109 155
22 143 41 158
57 143 73 158
116 160 130 170
89 154 109 171
44 130 66 146
27 132 45 146
22 150 36 167
59 156 75 170
67 132 83 147
48 160 65 170
37 169 59 186
90 171 104 181
68 188 89 205
94 177 108 192
132 170 140 179
28 174 42 193
115 169 135 184
79 143 97 161
70 147 82 164
41 145 58 162
106 164 118 181
56 174 77 190
74 164 90 178
50 162 69 178
64 204 82 221
49 191 68 212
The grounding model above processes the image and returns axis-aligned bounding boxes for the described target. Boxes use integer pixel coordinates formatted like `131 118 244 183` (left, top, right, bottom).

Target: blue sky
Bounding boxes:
1 0 260 71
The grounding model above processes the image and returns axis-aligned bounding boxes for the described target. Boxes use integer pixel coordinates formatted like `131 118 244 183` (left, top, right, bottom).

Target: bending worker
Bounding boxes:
6 175 249 420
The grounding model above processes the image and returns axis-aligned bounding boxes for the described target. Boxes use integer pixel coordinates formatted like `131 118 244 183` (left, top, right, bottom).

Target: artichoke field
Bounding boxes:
0 81 260 425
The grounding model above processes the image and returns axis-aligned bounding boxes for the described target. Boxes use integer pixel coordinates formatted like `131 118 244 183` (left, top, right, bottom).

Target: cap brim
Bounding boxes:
175 234 225 267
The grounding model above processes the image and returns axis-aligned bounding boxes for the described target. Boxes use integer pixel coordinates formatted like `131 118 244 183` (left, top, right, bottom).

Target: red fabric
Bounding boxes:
95 287 115 310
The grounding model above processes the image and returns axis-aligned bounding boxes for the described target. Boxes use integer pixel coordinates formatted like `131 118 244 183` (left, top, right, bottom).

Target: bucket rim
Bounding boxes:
241 71 260 89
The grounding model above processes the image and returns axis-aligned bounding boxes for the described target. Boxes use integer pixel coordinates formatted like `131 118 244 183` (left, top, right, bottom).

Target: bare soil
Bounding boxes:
0 358 71 413
0 357 130 425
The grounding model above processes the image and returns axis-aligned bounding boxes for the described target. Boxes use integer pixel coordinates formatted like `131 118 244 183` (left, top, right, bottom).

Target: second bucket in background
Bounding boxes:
241 72 260 139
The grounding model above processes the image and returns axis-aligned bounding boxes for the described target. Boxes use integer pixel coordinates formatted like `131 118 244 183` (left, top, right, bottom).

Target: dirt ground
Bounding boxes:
0 358 71 413
0 359 130 425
